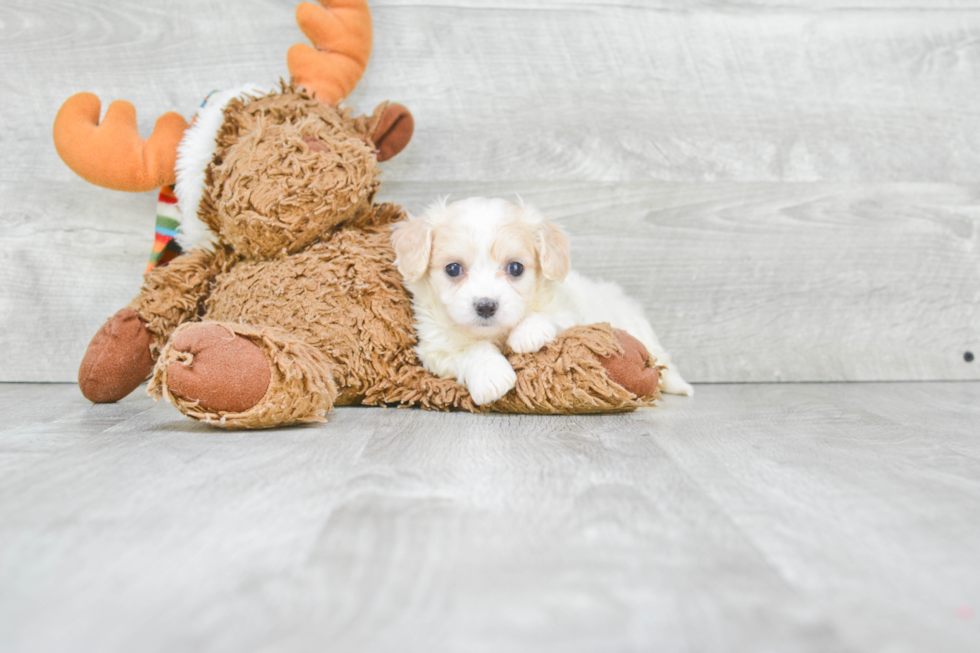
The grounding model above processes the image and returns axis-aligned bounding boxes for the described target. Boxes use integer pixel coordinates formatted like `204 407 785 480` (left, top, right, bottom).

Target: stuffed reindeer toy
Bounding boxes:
53 0 663 428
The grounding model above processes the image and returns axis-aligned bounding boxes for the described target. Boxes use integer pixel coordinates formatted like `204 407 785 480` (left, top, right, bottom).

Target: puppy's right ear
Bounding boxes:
391 216 432 283
536 220 570 282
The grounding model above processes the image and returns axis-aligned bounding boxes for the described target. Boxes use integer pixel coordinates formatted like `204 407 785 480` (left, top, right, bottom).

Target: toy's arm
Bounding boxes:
365 324 661 414
78 246 236 404
129 245 238 354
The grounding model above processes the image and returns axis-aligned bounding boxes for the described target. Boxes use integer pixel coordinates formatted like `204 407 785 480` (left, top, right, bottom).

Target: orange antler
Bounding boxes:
53 93 188 193
287 0 373 106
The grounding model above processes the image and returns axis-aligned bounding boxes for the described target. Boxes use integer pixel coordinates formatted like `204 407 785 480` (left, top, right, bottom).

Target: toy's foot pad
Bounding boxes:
600 330 660 399
166 324 271 413
78 308 156 403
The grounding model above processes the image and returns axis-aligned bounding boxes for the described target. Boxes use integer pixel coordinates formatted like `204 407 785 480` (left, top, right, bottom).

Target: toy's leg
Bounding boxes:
626 336 693 396
369 324 662 415
78 308 156 403
162 323 271 413
149 322 337 429
598 329 662 399
491 324 663 413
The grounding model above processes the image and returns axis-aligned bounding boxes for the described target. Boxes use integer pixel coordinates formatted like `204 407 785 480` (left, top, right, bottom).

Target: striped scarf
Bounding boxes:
147 184 184 273
145 91 224 273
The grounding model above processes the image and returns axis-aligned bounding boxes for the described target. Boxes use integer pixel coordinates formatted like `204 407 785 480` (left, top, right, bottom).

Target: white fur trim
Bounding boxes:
173 83 271 250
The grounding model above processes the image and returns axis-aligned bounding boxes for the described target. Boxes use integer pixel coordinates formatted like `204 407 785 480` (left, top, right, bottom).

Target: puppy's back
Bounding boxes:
561 271 664 357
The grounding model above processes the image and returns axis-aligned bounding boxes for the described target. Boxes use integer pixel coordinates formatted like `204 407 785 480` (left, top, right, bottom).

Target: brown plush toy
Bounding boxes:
54 0 661 428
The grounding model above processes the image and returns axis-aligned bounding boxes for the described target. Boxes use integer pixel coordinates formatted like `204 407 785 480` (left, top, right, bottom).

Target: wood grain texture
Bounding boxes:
373 1 980 7
1 381 979 652
365 3 980 183
8 0 978 184
4 181 977 383
2 0 979 382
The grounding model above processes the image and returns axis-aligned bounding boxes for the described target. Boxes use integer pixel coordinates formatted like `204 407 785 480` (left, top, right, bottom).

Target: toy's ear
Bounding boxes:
390 215 431 283
369 102 414 161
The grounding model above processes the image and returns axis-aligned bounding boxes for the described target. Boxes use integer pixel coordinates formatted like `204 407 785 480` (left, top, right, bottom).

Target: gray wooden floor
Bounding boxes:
2 382 979 653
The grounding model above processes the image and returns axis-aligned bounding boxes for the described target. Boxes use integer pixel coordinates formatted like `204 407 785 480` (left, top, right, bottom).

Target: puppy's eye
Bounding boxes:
507 262 524 277
445 262 463 278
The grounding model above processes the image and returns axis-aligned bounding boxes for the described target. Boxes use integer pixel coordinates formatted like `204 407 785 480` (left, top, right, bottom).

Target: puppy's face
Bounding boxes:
391 197 570 338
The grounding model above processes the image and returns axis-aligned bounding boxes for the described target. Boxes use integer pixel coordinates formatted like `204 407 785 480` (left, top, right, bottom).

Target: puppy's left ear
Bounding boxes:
391 215 432 282
366 102 414 161
536 220 570 282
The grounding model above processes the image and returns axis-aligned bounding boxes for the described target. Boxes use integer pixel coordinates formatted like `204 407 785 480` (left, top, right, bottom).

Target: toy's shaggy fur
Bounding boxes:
82 87 662 429
142 196 657 428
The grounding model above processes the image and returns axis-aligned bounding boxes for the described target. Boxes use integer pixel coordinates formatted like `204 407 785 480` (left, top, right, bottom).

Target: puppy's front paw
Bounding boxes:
507 316 558 354
465 356 517 405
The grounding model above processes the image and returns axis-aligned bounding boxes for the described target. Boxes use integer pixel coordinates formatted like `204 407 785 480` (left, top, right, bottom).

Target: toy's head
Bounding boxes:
197 86 411 258
53 0 413 260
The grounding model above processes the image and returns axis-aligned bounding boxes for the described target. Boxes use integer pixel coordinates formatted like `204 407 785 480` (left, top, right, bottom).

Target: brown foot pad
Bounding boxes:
166 324 271 413
78 308 156 403
599 330 660 399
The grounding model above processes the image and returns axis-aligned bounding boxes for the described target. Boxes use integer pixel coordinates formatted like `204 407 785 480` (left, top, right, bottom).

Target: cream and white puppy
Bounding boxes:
391 197 693 405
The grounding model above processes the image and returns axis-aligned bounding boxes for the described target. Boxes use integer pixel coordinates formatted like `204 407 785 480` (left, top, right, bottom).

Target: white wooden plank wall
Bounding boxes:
1 0 977 382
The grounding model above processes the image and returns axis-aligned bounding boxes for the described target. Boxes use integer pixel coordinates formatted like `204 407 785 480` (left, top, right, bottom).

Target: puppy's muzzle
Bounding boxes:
474 298 498 319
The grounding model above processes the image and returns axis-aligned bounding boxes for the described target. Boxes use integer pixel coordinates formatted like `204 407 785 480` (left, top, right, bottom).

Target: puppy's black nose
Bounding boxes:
474 298 498 319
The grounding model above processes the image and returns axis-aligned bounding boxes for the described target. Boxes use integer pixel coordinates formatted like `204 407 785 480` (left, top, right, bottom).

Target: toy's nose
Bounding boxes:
474 299 498 319
302 135 330 152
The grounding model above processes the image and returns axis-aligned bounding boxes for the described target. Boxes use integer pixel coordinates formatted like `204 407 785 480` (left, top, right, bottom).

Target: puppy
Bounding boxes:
390 197 693 405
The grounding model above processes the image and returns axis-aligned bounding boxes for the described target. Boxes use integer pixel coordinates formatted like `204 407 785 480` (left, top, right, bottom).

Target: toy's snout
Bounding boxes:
208 118 379 258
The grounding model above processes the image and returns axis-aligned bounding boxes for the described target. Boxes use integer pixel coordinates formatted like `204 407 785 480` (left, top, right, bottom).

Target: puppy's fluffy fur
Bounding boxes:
391 197 692 405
